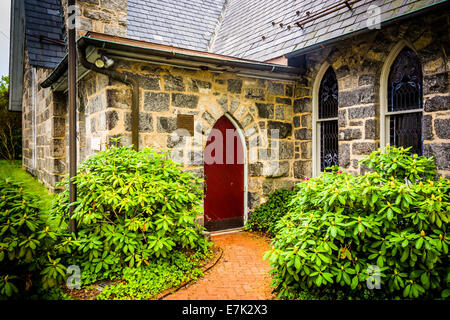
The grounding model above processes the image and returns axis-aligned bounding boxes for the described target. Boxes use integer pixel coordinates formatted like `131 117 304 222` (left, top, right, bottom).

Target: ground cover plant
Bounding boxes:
245 188 296 236
96 250 208 300
51 143 212 294
265 146 450 300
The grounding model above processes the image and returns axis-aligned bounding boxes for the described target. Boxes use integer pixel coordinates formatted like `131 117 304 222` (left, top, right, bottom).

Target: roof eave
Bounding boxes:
41 35 301 89
8 0 25 112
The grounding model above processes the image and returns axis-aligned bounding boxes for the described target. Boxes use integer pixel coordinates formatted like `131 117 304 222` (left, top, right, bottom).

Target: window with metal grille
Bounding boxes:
318 67 339 171
387 48 423 155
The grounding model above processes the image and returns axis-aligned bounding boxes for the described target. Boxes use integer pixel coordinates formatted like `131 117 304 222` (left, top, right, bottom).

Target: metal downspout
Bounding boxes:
77 42 140 151
68 0 77 234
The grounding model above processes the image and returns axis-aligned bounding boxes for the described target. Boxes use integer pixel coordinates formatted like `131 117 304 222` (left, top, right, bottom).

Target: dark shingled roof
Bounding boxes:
127 0 227 52
24 0 66 68
211 0 445 61
20 0 446 69
125 0 444 61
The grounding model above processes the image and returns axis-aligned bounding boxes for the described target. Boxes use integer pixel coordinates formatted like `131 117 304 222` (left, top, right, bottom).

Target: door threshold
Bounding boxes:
207 227 244 236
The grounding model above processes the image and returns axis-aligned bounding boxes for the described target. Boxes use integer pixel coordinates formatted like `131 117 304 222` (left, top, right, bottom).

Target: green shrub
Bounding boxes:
97 250 209 300
52 145 211 285
0 179 65 299
265 146 449 300
245 188 296 235
0 160 58 228
359 145 437 182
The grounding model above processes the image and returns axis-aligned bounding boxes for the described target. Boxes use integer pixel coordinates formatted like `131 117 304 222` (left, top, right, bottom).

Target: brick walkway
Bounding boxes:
164 231 275 300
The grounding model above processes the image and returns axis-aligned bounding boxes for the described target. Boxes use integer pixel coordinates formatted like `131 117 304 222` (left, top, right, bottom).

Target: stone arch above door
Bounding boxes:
199 99 260 143
197 97 263 166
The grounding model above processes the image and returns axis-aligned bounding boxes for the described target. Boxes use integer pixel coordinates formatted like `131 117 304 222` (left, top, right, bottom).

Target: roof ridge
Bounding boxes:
207 0 230 53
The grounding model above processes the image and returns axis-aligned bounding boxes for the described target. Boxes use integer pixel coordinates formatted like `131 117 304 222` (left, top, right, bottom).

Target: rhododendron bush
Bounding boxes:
265 146 449 300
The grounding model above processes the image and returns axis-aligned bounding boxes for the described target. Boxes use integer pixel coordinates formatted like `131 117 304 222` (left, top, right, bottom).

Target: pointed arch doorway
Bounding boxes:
204 114 247 231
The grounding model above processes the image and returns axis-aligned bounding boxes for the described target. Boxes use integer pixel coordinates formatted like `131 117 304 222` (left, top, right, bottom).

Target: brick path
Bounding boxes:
164 231 275 300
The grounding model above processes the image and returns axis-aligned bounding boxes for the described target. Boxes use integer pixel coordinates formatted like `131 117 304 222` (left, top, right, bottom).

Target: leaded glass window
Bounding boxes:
387 48 423 155
318 67 339 171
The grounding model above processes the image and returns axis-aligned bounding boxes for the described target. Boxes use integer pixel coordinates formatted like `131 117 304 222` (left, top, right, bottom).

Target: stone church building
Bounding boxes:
8 0 450 230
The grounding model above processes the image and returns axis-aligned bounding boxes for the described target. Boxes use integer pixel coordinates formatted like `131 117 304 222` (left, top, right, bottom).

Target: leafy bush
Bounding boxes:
97 250 209 300
265 146 449 300
0 160 58 228
52 145 210 285
360 146 437 182
0 179 65 299
245 188 296 235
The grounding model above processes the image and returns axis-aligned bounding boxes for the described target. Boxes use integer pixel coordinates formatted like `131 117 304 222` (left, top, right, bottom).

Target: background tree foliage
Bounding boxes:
0 76 22 162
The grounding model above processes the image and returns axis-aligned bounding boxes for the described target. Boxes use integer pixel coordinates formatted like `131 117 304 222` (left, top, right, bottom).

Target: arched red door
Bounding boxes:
204 115 245 231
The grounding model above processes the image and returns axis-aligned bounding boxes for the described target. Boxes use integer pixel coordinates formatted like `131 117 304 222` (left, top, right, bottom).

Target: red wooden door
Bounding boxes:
204 116 245 231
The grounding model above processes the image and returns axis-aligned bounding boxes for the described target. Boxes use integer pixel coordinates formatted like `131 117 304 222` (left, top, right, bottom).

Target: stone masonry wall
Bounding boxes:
22 8 449 199
21 53 68 192
76 61 302 210
294 10 449 178
78 0 127 37
60 0 127 38
292 77 314 180
21 55 34 174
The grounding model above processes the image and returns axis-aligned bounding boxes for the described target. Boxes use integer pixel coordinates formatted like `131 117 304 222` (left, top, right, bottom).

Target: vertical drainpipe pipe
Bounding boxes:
68 0 77 234
77 41 140 151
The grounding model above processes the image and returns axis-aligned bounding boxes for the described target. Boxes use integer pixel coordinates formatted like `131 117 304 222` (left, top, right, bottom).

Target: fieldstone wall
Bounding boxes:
295 10 449 177
76 60 302 210
60 0 127 37
21 8 449 200
77 71 110 162
21 0 129 192
292 78 313 179
21 53 68 192
21 55 34 175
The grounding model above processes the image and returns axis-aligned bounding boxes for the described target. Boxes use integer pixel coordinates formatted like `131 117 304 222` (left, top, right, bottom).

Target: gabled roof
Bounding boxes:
211 0 446 61
127 0 227 52
8 0 66 111
124 0 446 62
24 0 66 68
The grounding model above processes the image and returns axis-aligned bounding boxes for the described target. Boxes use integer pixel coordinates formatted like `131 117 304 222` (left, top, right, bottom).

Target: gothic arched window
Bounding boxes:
318 67 339 171
387 47 423 155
